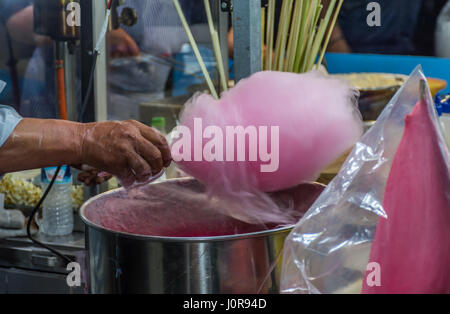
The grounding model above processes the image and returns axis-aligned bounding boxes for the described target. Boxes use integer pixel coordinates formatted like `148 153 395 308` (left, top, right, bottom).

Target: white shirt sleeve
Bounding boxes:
0 105 23 148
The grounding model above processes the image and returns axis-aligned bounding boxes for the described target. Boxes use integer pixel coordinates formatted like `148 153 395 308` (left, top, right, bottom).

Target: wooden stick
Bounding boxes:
293 0 314 72
265 0 276 71
173 0 218 99
261 7 266 69
277 0 294 71
273 0 288 70
301 3 323 72
285 0 303 72
203 0 228 91
272 1 283 70
305 3 333 72
305 1 335 71
300 18 318 72
294 0 318 72
316 0 343 69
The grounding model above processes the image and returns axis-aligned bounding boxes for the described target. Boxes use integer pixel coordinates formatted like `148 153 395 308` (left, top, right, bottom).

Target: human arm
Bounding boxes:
0 117 171 186
4 5 51 46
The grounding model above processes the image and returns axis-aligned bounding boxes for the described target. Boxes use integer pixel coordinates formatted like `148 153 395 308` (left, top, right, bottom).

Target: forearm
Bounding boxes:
5 5 51 46
0 119 83 174
327 24 352 53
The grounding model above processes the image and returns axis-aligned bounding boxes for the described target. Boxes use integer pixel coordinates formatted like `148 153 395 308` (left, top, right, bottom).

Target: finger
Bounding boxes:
126 151 153 182
130 121 172 167
81 165 96 172
94 176 106 185
97 172 112 180
116 167 136 187
126 38 140 56
135 137 164 175
78 172 92 182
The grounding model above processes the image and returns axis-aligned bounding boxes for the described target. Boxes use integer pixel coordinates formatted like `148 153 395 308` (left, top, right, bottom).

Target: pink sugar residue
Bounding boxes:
84 180 324 238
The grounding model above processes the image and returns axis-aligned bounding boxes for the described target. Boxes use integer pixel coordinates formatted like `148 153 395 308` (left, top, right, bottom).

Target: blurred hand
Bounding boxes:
77 120 171 187
76 165 112 186
107 28 140 58
6 5 52 47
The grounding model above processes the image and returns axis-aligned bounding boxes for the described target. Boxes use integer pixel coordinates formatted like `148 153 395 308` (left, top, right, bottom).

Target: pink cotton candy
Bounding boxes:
362 97 450 294
172 71 363 192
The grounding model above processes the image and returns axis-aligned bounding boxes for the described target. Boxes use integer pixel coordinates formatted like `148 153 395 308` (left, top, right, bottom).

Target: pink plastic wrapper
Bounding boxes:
362 87 450 294
280 66 450 294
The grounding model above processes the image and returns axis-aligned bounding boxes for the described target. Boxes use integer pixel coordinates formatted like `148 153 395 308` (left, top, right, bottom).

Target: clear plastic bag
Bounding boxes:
0 80 5 94
280 66 450 294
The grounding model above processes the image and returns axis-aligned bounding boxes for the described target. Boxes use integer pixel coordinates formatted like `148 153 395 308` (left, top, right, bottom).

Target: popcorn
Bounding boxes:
0 174 43 207
71 185 84 208
0 174 84 208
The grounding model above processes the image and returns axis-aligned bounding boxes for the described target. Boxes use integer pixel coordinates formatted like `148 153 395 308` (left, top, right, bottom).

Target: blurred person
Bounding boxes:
0 0 140 119
107 0 209 120
328 0 448 56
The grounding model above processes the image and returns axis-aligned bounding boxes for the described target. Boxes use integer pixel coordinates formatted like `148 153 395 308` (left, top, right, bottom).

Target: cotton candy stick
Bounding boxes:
316 0 343 69
276 0 294 71
293 0 315 73
285 0 303 72
261 7 266 69
203 0 228 92
265 0 276 71
173 0 218 99
301 3 324 72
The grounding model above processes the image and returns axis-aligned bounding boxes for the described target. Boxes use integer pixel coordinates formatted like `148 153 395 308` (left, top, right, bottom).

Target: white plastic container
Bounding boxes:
40 166 73 236
441 113 450 149
436 1 450 58
436 95 450 149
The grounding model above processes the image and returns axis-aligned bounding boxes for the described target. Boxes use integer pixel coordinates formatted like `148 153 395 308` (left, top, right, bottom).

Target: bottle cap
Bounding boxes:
436 94 450 114
152 117 166 131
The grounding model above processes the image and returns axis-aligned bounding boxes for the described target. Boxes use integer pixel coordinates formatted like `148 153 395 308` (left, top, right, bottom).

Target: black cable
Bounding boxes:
27 48 98 265
27 48 99 264
27 166 73 265
27 0 109 264
79 50 99 122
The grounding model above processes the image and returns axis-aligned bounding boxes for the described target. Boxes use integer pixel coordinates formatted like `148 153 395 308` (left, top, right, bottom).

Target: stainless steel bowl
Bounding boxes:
80 178 325 294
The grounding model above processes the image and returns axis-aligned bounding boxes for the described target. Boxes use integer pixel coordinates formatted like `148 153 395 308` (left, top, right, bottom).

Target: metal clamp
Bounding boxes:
31 254 58 268
221 0 233 12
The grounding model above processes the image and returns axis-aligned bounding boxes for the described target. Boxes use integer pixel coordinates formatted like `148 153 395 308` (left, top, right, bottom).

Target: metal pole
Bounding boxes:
212 0 229 92
232 0 261 82
64 43 78 121
80 0 95 122
80 0 108 122
92 0 108 122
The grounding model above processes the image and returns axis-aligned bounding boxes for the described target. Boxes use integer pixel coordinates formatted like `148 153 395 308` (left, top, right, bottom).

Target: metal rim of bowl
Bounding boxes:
79 178 326 243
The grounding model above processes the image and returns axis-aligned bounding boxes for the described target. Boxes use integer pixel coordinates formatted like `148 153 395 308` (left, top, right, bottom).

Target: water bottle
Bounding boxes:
40 166 73 236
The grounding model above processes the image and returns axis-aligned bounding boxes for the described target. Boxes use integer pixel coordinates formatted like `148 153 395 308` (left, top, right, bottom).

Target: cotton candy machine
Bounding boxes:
80 178 325 294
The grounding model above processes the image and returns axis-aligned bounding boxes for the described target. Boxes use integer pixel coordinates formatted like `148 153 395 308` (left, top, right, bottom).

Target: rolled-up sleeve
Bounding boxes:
0 105 22 148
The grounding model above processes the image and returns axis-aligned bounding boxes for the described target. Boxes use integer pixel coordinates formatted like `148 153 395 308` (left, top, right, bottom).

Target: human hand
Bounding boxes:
107 28 140 58
77 120 171 187
76 165 112 186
